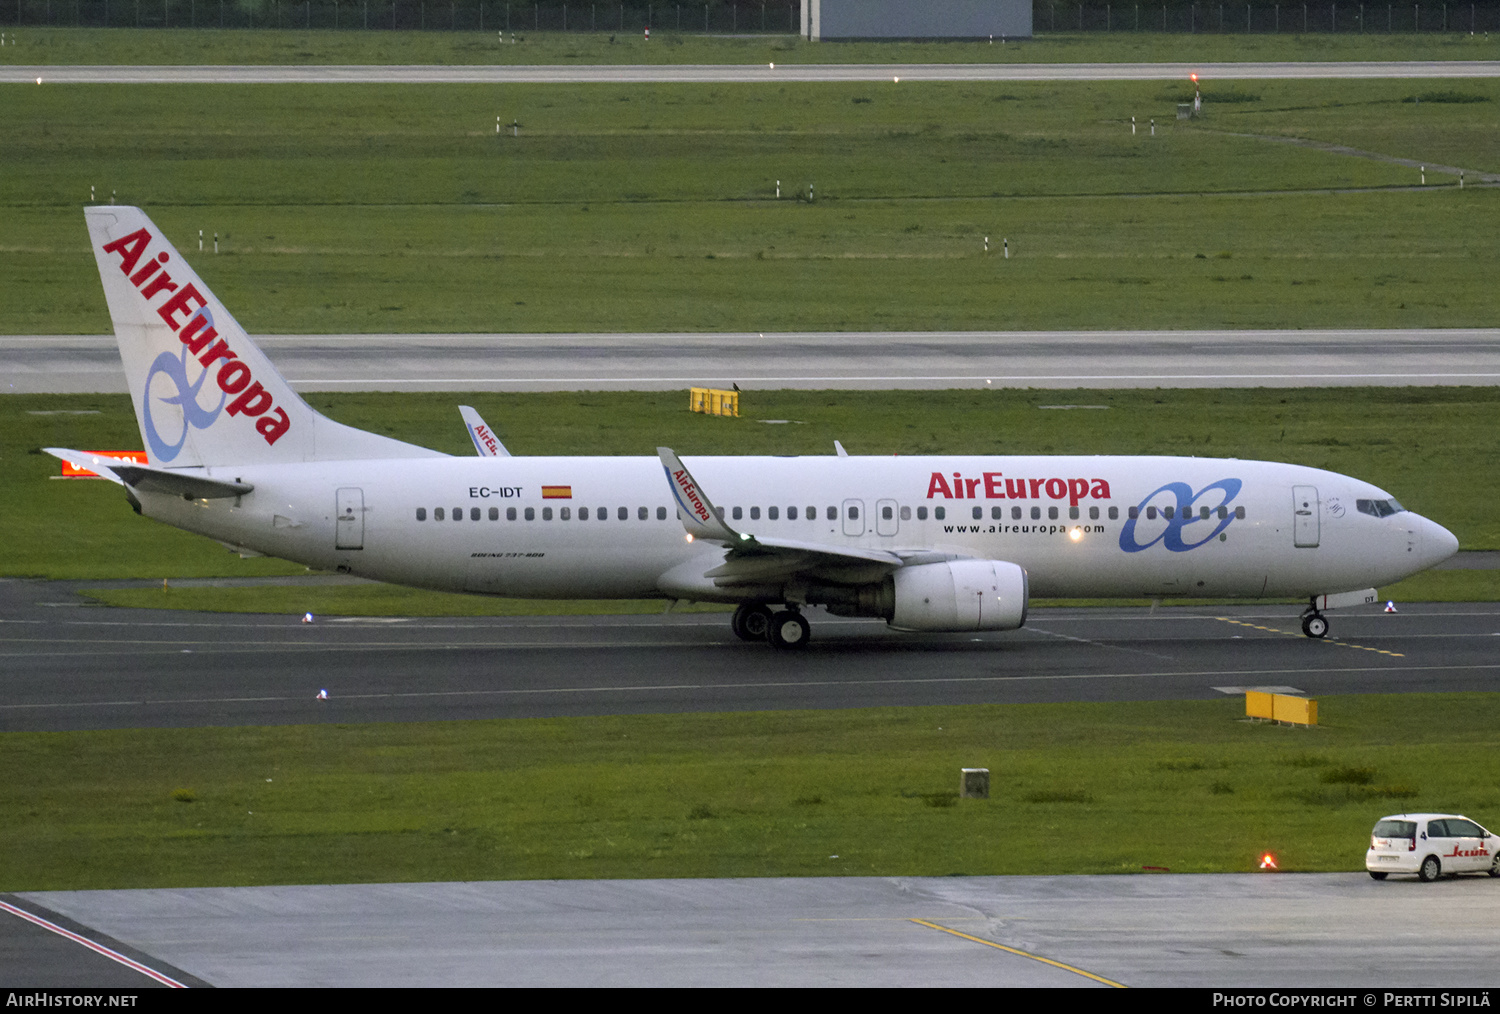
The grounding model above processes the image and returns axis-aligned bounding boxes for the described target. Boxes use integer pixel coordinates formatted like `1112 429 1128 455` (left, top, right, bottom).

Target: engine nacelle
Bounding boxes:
889 560 1028 632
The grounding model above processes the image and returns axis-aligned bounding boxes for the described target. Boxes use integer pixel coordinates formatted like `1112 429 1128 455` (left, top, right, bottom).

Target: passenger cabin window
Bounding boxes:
826 506 837 521
1108 507 1119 520
1030 507 1040 520
508 507 517 521
1012 507 1022 520
750 507 761 520
732 507 743 521
617 507 627 521
435 507 445 521
657 506 668 520
917 506 928 520
639 506 649 521
934 507 946 520
416 508 427 521
580 507 590 520
543 507 553 520
769 506 779 520
1069 507 1079 520
471 508 481 521
453 506 463 521
788 506 799 520
972 507 982 520
525 507 535 521
900 506 911 521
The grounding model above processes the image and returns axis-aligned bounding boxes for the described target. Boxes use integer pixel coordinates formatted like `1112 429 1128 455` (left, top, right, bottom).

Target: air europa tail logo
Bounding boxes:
102 228 290 461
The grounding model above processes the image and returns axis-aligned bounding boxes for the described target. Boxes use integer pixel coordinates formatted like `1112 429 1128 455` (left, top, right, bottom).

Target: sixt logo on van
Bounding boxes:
102 228 290 459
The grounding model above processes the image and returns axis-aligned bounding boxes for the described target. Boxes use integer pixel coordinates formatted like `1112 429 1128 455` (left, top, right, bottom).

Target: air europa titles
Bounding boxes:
927 472 1111 507
102 228 290 450
670 468 712 524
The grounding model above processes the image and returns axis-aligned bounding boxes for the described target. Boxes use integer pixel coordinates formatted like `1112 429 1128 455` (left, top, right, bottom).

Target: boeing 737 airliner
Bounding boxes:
51 207 1459 649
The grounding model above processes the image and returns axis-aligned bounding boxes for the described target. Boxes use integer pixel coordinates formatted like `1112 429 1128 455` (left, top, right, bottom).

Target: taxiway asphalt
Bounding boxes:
3 579 1497 733
9 328 1500 393
9 873 1500 987
6 60 1500 84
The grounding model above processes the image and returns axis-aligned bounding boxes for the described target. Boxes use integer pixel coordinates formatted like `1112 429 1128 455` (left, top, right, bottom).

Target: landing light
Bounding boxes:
686 534 694 543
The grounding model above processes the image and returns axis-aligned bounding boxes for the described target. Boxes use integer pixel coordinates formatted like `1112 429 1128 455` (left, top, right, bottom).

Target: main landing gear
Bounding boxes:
731 603 811 650
1300 605 1329 639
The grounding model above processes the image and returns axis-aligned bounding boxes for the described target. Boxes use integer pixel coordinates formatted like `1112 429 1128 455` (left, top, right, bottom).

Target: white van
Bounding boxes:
1366 813 1500 881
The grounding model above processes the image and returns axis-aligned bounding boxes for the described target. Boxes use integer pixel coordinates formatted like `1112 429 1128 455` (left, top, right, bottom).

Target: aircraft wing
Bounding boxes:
44 448 253 499
458 406 510 457
656 447 903 588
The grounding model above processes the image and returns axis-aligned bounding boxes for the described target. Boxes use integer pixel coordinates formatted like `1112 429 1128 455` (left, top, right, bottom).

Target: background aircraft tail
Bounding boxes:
85 206 444 468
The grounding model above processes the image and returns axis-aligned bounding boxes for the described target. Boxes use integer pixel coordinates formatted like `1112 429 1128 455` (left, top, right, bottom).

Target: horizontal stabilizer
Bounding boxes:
45 448 252 499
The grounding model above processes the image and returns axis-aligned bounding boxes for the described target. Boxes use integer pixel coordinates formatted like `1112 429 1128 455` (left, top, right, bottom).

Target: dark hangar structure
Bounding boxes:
801 0 1034 39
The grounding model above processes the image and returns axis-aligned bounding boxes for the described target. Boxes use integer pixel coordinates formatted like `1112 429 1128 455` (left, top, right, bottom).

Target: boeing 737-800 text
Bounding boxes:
51 207 1459 649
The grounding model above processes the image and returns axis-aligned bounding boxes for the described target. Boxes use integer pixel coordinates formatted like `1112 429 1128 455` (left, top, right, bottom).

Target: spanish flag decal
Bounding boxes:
542 485 573 500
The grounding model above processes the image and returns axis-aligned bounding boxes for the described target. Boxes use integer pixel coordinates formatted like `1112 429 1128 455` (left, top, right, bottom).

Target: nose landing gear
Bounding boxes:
731 603 810 649
1301 608 1329 639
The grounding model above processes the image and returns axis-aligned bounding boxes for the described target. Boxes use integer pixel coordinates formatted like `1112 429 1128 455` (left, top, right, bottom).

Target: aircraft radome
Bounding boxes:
50 207 1459 649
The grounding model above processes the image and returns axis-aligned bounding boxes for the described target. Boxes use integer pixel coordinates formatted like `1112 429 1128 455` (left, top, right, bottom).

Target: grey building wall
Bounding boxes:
804 0 1033 39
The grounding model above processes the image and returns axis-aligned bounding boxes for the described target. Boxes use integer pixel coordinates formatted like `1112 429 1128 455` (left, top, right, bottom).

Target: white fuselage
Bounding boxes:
139 453 1456 604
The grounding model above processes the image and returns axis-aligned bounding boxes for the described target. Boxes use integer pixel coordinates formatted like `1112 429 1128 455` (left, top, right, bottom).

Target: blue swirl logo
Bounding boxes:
1118 478 1243 553
142 314 226 462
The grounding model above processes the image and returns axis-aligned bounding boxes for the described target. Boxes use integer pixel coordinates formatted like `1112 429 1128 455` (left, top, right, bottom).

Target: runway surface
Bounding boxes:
9 873 1500 987
9 328 1500 393
6 60 1500 84
3 579 1497 733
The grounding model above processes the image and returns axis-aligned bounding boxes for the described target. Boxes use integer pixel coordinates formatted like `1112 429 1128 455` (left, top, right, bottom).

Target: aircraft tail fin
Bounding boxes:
85 206 445 468
459 405 510 457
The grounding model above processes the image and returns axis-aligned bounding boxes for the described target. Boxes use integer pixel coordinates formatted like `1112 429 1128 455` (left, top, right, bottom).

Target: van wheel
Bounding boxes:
1489 857 1499 878
1368 870 1388 880
1418 856 1441 882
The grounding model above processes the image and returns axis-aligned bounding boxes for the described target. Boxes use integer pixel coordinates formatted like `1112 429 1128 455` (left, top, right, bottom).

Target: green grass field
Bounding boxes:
5 27 1500 65
3 695 1495 890
4 77 1499 334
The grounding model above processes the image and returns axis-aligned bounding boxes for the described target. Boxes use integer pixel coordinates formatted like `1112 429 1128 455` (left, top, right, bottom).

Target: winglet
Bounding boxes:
459 405 510 457
657 447 748 544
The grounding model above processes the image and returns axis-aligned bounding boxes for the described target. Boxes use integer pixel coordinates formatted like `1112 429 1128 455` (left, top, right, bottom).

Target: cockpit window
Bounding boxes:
1356 498 1405 518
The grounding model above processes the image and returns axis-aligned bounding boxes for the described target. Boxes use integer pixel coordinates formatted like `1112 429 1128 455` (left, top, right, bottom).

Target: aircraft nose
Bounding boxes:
1418 515 1460 568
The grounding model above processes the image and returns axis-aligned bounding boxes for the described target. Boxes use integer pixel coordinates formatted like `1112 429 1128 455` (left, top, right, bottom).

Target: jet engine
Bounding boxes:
888 560 1028 632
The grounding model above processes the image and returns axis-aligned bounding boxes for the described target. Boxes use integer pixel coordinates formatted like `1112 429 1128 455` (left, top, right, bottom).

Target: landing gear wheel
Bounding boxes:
766 610 811 650
1301 612 1329 639
731 604 773 642
1368 870 1388 880
1418 855 1442 882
